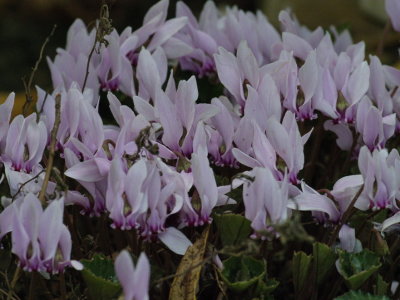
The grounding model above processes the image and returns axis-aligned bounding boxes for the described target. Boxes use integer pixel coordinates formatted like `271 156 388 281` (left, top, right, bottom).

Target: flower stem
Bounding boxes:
38 94 61 204
6 266 21 300
328 184 364 246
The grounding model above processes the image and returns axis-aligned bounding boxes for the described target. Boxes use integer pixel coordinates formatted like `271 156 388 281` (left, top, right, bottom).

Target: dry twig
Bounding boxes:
22 25 57 116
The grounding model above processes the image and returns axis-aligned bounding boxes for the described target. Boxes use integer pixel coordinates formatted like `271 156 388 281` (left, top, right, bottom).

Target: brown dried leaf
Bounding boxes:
169 225 210 300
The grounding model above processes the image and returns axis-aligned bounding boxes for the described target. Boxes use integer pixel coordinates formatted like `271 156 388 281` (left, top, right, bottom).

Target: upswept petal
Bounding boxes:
137 48 161 101
380 212 400 232
324 120 353 151
65 159 107 182
156 90 182 150
385 0 400 32
339 225 356 252
191 146 218 218
237 41 259 87
232 148 262 168
39 199 64 261
158 227 192 255
342 61 370 105
299 50 318 102
125 159 148 215
290 183 340 222
282 32 313 61
0 92 14 144
115 250 136 300
331 175 365 212
214 47 241 101
133 252 151 300
148 17 188 50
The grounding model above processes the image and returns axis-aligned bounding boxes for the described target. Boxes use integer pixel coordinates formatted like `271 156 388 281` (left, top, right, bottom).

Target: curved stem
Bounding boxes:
6 267 21 300
328 184 364 246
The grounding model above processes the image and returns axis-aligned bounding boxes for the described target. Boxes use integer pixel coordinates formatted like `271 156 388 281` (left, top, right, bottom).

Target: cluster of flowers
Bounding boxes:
0 0 400 298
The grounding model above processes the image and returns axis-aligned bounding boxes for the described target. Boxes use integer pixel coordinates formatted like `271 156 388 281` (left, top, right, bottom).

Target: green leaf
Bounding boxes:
336 249 381 289
374 274 389 296
214 214 252 246
334 290 390 300
313 242 336 284
255 278 279 295
292 251 312 294
371 229 389 256
81 254 121 300
225 186 243 204
220 255 265 292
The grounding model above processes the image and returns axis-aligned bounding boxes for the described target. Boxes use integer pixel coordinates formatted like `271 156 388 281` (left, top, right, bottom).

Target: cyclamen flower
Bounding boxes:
265 111 312 184
338 225 359 253
2 112 47 173
135 47 168 102
0 93 55 199
358 146 400 210
214 41 261 108
243 73 282 131
232 120 279 178
115 250 150 300
133 64 219 159
386 0 400 32
0 92 14 152
277 10 373 123
106 158 148 231
295 50 319 120
329 147 400 213
97 29 138 97
369 55 393 115
176 0 281 71
208 96 240 166
185 146 218 226
337 61 370 123
323 120 353 151
37 85 104 157
59 87 104 156
105 157 193 255
47 19 100 95
233 111 311 184
175 1 218 76
63 93 152 216
289 182 340 223
64 148 109 216
47 0 189 100
279 10 324 48
331 174 365 212
356 97 395 150
130 0 190 60
105 157 184 236
0 194 82 273
240 167 289 238
5 166 56 199
379 211 400 233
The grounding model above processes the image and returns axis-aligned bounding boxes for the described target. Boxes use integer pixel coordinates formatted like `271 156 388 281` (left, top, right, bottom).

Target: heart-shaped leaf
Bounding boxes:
313 242 336 284
334 290 390 300
336 249 381 289
214 214 251 246
292 251 312 293
220 255 265 292
81 254 121 300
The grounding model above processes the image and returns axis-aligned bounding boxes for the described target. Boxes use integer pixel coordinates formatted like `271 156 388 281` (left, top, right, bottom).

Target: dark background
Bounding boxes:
0 0 395 93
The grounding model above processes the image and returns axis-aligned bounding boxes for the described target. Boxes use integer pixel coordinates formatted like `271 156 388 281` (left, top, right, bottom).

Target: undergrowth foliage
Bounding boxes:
1 0 400 299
